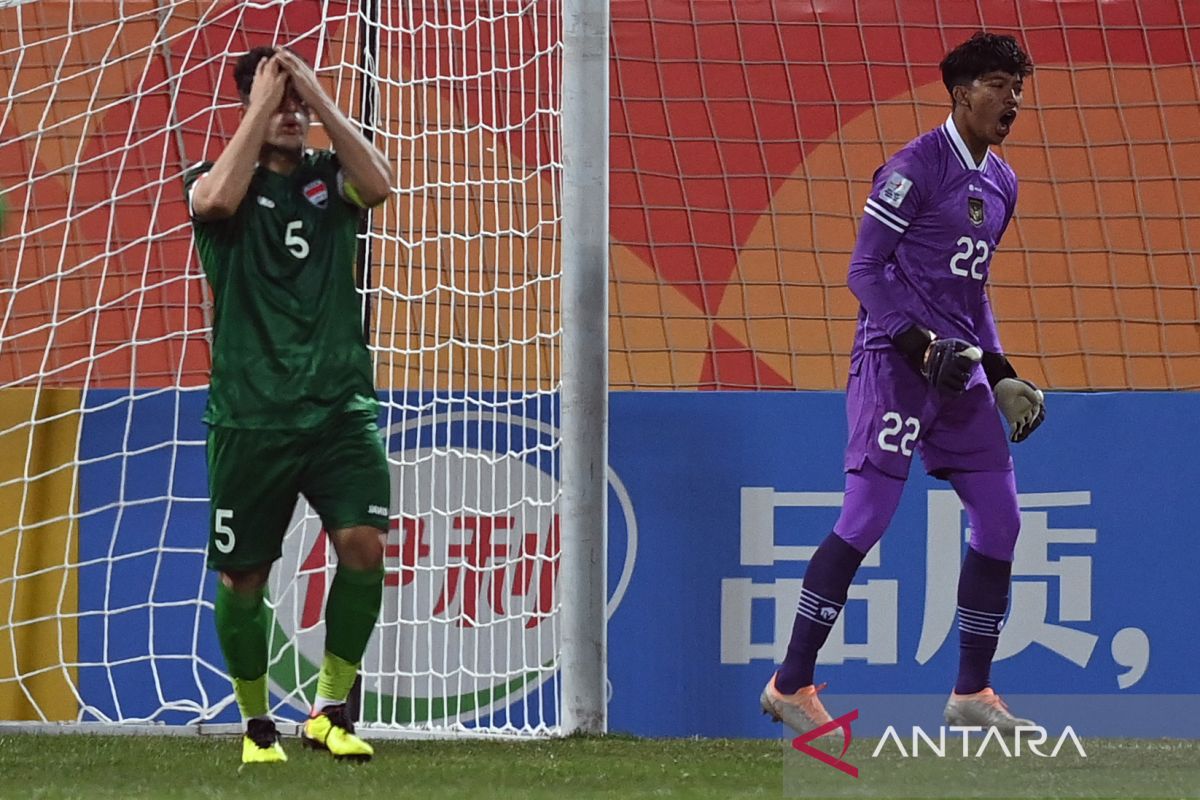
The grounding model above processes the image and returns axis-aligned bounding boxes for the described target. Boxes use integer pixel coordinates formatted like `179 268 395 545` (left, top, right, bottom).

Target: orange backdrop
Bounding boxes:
2 0 1197 391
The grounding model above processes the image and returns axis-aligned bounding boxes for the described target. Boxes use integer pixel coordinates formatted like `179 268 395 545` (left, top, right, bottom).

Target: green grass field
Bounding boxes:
0 734 1196 800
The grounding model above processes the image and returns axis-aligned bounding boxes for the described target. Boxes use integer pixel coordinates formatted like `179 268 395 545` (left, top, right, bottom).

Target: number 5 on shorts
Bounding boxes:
214 508 236 554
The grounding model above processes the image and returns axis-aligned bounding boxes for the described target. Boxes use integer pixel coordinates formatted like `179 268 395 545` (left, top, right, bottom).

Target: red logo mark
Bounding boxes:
791 709 859 778
299 515 561 630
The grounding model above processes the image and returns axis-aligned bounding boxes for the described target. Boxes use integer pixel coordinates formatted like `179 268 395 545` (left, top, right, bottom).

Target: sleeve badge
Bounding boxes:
879 171 913 209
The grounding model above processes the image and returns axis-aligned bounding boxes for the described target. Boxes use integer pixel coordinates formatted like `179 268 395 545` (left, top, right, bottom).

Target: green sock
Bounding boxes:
319 565 384 700
214 581 269 719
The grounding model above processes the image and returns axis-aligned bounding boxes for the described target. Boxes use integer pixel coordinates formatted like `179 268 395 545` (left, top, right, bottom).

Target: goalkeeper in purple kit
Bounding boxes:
762 32 1045 736
186 47 394 764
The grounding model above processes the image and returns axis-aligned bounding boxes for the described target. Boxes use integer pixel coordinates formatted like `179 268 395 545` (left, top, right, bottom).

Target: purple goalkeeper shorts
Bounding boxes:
844 348 1012 479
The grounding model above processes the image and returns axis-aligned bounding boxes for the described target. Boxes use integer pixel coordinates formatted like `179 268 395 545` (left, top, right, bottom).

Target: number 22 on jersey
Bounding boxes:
949 236 989 280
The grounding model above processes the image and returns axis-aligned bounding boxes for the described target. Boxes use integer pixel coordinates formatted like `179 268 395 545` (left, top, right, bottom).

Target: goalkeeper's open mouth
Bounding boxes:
997 109 1017 137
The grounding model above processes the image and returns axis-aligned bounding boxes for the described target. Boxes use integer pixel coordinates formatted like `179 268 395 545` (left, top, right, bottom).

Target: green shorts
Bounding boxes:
206 411 390 571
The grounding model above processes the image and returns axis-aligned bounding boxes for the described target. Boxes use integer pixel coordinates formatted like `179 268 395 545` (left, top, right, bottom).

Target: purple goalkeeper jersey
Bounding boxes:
847 115 1018 357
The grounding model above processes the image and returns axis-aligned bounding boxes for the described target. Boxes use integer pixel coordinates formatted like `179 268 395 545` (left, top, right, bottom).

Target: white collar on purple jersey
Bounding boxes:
942 114 989 171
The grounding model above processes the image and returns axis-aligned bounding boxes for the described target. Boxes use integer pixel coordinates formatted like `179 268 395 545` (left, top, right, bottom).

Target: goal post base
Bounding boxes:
0 721 565 741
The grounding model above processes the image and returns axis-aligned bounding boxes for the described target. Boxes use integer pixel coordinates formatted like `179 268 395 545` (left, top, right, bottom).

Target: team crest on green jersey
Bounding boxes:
303 179 329 209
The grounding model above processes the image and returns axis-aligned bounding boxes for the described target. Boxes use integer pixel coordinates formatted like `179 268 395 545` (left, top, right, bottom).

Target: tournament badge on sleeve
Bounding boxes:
879 171 912 208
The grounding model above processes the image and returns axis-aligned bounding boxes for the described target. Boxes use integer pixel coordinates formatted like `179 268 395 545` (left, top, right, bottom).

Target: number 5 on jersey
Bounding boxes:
214 508 236 554
285 220 309 259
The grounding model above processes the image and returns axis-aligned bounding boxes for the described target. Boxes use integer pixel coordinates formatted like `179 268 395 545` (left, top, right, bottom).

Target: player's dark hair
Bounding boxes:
232 46 310 103
233 46 275 102
940 32 1033 102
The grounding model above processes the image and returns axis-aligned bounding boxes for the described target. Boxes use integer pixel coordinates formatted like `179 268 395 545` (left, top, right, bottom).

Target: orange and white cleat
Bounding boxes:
944 687 1035 733
760 673 839 739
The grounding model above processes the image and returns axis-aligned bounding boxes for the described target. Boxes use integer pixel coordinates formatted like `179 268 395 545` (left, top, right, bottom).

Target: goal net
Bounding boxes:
0 0 565 736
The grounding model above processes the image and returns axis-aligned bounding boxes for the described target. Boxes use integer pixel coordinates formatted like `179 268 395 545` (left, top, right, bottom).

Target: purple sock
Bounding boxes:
775 532 867 694
955 546 1012 695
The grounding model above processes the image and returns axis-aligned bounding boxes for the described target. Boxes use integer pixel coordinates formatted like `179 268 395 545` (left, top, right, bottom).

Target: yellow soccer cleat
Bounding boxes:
242 718 288 764
301 704 374 761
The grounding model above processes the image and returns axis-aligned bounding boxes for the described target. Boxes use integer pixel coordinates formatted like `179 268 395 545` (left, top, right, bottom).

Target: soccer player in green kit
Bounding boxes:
185 46 394 765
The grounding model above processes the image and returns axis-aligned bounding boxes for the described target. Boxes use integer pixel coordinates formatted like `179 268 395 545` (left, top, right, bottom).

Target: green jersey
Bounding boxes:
185 150 378 430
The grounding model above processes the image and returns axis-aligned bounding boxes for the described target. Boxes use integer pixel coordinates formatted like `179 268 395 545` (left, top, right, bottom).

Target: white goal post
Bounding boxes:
0 0 607 737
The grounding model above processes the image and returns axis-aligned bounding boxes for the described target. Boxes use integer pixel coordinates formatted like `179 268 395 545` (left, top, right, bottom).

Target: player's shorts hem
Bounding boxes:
205 553 283 572
846 452 911 480
322 516 390 534
925 462 1014 480
919 443 1013 477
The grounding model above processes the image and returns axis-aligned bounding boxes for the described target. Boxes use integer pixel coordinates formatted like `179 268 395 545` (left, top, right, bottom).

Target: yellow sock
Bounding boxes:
315 651 358 705
233 674 268 719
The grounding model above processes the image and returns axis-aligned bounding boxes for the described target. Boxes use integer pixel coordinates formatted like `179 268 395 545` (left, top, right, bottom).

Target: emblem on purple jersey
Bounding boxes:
968 196 984 226
303 179 329 209
879 171 913 208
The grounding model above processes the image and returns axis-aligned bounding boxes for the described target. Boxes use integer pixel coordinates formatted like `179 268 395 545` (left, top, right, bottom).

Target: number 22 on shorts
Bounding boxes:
214 508 236 553
877 412 920 457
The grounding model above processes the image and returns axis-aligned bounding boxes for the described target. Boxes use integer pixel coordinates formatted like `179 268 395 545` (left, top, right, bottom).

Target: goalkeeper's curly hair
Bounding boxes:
940 32 1034 99
232 46 309 102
